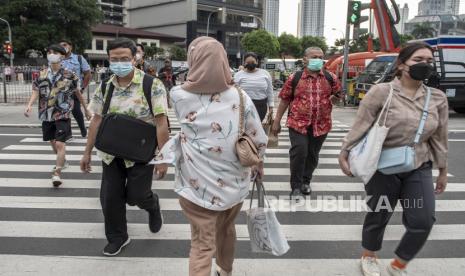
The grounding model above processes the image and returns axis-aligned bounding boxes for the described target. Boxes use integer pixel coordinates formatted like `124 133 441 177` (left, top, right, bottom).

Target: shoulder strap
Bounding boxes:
414 87 432 144
143 73 155 116
291 70 304 99
101 80 115 115
78 55 83 69
323 70 335 88
236 86 245 135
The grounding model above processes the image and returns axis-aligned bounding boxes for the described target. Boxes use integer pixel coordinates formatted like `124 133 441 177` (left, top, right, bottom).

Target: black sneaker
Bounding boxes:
289 189 304 202
148 197 163 233
301 183 312 195
103 238 131 256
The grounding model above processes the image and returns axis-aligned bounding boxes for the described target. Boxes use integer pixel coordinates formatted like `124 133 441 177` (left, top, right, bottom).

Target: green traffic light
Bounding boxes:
351 14 359 23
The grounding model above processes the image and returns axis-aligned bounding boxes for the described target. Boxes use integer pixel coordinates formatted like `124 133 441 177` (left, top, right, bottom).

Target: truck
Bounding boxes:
354 35 465 113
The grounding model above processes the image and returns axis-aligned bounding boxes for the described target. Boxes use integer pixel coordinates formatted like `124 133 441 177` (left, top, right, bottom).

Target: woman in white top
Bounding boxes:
155 37 267 276
234 52 274 121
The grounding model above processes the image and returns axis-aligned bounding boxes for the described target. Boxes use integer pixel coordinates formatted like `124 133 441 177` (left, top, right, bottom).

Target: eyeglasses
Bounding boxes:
110 57 132 62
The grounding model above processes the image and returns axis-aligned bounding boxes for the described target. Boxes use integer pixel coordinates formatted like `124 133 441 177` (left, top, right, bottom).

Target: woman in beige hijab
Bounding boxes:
155 37 268 276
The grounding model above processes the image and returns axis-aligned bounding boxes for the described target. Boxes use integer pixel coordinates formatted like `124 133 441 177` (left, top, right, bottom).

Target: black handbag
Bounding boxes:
95 74 158 163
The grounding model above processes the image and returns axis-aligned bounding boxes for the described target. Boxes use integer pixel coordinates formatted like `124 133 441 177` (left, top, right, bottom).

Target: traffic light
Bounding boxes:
348 1 362 25
3 41 12 55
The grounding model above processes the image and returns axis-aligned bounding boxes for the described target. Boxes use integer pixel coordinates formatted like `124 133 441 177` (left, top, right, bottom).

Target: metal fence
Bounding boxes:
1 66 99 103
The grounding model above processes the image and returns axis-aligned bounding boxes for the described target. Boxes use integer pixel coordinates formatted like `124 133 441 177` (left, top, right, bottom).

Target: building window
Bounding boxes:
96 39 104 50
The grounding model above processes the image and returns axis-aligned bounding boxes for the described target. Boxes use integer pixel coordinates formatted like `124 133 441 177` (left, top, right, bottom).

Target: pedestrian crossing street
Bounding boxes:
1 110 465 276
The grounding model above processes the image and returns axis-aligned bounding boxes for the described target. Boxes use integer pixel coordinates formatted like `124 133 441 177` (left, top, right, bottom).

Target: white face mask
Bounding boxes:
47 54 62 64
135 53 143 61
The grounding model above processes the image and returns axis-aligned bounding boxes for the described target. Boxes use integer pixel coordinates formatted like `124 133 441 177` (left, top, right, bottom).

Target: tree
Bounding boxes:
144 45 166 60
300 36 328 56
240 29 279 59
411 23 436 39
169 45 187 61
0 0 102 57
278 32 301 70
399 34 415 46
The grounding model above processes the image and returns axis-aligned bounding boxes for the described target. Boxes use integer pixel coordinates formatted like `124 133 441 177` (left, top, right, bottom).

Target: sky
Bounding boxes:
279 0 465 46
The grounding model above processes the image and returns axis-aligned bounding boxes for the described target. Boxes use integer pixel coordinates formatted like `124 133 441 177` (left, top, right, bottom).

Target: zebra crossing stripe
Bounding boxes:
0 164 453 177
0 256 462 276
1 221 464 241
1 196 464 212
0 165 452 177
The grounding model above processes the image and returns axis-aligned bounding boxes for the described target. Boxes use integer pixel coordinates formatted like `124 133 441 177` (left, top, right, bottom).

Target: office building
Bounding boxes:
298 0 325 37
126 0 264 66
263 0 279 36
418 0 461 16
97 0 127 26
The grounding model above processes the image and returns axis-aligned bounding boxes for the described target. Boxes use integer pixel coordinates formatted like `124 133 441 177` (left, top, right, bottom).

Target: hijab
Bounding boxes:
181 36 232 94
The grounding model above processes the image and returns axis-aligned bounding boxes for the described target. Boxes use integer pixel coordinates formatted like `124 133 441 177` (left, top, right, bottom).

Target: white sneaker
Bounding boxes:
216 266 232 276
52 160 69 172
387 264 407 276
360 256 381 276
52 175 62 187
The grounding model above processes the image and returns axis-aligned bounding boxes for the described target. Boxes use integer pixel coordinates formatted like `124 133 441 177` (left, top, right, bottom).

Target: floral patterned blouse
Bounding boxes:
155 85 268 211
88 69 168 168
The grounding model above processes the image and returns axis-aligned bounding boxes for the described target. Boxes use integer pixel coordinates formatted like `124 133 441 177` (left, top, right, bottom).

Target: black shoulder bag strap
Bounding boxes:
101 80 115 116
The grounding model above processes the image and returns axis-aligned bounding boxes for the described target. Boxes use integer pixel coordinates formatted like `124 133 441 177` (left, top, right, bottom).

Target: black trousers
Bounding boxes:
289 126 327 191
72 96 87 137
252 98 268 122
362 161 436 261
100 158 159 244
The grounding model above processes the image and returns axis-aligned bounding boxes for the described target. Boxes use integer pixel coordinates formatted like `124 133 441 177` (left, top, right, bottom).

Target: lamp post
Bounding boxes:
0 17 13 67
206 8 223 37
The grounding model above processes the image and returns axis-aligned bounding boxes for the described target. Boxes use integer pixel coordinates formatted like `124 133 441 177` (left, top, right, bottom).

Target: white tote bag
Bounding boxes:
246 178 290 256
348 84 394 184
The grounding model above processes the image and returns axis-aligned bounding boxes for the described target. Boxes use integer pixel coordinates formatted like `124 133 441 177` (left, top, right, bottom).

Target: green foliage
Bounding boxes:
0 0 102 57
411 23 436 39
144 45 165 59
169 45 187 61
278 32 301 69
300 35 328 55
240 29 279 58
399 34 415 47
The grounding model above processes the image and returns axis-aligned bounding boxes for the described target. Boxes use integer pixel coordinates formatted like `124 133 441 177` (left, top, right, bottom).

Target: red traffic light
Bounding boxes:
3 42 12 54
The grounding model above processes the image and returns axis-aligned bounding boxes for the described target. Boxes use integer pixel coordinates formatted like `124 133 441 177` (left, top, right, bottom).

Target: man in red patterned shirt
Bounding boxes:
272 47 342 200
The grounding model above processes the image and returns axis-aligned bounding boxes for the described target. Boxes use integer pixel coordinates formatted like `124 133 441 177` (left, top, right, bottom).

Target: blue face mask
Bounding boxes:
110 62 133 77
307 58 324 72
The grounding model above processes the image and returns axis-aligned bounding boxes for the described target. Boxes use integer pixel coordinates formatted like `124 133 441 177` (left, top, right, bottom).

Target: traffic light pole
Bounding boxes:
342 4 351 96
0 17 13 67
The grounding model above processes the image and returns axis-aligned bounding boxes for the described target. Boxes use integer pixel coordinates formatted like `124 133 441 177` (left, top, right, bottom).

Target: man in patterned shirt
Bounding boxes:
24 44 90 187
80 38 170 256
272 47 342 200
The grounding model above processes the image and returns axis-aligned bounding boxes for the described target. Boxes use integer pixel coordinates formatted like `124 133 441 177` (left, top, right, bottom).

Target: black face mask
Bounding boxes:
408 62 433 81
245 63 257 70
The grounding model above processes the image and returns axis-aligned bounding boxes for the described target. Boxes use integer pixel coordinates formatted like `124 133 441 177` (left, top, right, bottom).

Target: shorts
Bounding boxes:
42 119 72 142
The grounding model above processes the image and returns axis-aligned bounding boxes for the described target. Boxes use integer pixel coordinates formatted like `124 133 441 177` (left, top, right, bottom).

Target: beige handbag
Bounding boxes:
235 86 262 167
262 111 279 148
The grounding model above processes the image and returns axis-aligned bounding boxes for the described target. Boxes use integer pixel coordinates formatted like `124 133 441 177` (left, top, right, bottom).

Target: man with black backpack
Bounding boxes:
80 38 170 256
60 39 92 137
272 47 343 200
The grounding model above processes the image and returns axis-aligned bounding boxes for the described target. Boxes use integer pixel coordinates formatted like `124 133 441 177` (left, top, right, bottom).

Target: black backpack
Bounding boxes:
95 74 158 163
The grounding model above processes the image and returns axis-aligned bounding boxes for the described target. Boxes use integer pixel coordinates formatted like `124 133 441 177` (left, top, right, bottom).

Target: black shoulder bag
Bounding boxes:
95 74 158 163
